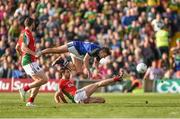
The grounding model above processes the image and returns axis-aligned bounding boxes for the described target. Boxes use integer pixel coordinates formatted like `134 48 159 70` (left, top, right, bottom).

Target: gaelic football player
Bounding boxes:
37 41 111 77
16 17 48 106
54 68 124 104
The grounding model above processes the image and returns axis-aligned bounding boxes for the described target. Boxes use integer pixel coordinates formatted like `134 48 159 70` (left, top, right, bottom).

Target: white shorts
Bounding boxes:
74 88 88 103
22 62 43 76
67 42 84 60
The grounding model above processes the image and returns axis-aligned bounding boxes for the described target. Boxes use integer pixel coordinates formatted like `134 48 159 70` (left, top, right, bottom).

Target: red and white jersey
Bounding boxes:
59 79 77 97
17 29 36 66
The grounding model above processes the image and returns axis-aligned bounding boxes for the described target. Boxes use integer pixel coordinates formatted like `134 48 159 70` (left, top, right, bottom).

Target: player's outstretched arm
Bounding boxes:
40 47 61 55
54 91 61 103
83 53 91 77
83 53 90 69
54 91 68 103
59 92 68 103
39 45 69 56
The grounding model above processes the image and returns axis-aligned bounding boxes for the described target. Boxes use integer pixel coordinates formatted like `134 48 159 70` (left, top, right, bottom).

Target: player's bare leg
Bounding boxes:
26 87 40 106
84 97 105 104
19 71 48 102
83 69 124 97
71 56 83 75
29 71 48 88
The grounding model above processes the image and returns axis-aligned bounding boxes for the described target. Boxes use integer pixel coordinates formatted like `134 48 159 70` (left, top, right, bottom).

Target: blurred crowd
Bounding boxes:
0 0 180 81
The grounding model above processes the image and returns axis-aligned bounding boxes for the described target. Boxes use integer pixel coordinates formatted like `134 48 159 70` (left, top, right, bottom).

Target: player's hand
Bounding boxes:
113 69 124 81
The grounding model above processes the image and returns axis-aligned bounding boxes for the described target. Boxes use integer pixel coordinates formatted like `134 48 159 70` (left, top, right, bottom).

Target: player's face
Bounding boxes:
99 51 108 58
64 69 71 79
31 22 36 31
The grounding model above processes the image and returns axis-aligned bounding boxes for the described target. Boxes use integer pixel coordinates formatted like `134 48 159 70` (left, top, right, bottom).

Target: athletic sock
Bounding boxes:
23 85 30 92
28 97 34 103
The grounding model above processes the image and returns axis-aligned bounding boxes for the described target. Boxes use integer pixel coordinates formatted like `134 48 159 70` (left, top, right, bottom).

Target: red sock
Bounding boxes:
23 85 30 92
113 76 120 81
28 97 34 103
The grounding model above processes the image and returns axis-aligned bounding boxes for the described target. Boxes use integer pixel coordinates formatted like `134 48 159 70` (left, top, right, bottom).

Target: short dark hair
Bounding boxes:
60 67 71 73
24 17 35 27
101 47 111 55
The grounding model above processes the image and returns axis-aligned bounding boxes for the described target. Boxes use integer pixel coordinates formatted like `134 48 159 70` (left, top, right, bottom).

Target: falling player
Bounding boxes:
37 41 111 77
54 68 124 104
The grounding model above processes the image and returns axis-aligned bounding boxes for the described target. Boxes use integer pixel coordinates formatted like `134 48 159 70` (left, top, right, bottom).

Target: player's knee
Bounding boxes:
43 79 48 84
41 77 48 84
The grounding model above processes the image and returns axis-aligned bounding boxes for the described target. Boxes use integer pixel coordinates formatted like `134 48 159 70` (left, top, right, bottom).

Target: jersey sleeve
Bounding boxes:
23 32 30 45
88 48 101 61
59 80 65 91
88 48 99 56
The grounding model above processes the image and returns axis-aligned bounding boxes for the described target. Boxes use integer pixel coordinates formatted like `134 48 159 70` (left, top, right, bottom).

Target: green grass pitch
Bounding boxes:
1 92 180 118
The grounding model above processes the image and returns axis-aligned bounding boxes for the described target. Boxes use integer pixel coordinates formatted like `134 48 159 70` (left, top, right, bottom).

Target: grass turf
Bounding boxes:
0 93 180 118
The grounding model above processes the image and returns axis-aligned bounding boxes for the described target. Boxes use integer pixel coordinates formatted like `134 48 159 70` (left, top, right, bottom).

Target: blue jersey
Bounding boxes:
72 41 101 56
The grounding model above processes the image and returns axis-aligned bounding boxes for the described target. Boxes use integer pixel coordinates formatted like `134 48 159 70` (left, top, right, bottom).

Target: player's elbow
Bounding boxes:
15 45 19 50
83 58 88 64
15 45 21 51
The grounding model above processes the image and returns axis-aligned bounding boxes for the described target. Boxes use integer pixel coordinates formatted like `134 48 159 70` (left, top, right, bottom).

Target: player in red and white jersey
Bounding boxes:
16 17 48 106
54 68 124 104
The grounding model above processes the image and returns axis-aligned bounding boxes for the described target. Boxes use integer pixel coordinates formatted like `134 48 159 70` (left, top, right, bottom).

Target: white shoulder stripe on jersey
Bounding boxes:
24 32 30 45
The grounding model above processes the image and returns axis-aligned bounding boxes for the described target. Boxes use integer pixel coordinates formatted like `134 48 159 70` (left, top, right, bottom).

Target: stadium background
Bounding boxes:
0 0 180 93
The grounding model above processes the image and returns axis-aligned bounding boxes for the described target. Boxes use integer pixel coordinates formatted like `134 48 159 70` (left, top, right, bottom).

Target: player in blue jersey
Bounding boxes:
38 41 111 77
